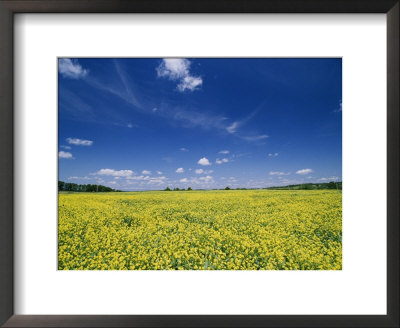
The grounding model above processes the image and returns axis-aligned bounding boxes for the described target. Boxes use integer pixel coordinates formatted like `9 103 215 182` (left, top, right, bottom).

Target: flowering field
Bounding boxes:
58 190 342 270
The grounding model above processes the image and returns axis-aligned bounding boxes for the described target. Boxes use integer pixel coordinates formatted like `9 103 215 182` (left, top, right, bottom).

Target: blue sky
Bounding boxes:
58 58 342 191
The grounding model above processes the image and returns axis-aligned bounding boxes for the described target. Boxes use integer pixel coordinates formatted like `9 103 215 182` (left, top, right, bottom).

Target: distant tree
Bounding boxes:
304 184 315 190
173 187 180 191
225 186 231 190
327 181 336 189
58 181 65 191
187 187 192 191
58 181 118 192
164 187 171 191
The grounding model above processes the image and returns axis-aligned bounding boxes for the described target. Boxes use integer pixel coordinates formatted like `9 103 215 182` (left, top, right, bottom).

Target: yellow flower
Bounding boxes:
58 190 342 270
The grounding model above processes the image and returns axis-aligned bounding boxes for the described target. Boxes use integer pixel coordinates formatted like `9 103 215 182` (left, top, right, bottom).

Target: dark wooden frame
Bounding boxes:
0 1 398 327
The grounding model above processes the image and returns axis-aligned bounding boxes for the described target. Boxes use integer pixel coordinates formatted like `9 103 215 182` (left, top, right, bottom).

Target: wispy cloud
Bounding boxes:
114 122 137 129
59 59 88 79
156 170 163 175
319 176 340 181
199 175 214 183
66 138 93 146
296 168 313 175
176 168 185 173
124 175 168 186
171 108 228 131
195 169 213 174
197 157 211 166
142 170 151 175
180 147 189 152
68 176 90 180
225 108 262 136
58 86 96 122
268 153 279 157
219 150 230 154
85 60 142 110
216 158 229 164
60 145 71 150
242 135 269 142
269 171 289 176
226 122 238 134
157 58 203 92
147 176 167 185
58 151 73 159
113 60 142 108
333 100 342 112
93 169 134 177
180 176 214 185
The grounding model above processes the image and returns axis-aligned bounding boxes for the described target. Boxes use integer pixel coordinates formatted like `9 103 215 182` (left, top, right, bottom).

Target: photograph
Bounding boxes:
58 57 342 270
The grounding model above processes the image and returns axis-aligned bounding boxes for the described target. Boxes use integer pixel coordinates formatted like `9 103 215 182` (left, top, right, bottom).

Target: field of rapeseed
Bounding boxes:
58 190 342 270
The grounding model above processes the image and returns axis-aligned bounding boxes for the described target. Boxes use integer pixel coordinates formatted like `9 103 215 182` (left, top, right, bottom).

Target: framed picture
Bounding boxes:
0 0 398 327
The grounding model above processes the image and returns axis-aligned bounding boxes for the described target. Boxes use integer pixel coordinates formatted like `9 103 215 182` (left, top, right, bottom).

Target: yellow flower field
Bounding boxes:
58 190 342 270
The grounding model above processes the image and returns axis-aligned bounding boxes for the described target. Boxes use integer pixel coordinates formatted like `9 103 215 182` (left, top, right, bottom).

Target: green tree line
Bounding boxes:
58 181 121 192
267 181 342 190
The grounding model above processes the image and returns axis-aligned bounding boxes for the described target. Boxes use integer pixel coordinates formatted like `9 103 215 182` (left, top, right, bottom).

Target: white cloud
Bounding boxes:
157 58 202 92
125 175 167 186
178 175 216 186
180 147 189 152
225 110 262 136
94 169 134 177
147 176 167 185
59 59 88 79
199 175 214 183
177 75 203 92
195 169 213 174
269 171 289 176
219 150 230 154
296 168 314 175
242 134 269 141
58 151 73 159
67 176 90 180
60 145 71 150
216 158 229 164
226 122 238 134
197 157 211 166
142 170 151 175
126 175 146 180
176 167 185 173
66 138 93 146
152 107 158 112
156 170 163 175
157 58 190 79
319 176 340 182
268 153 279 157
